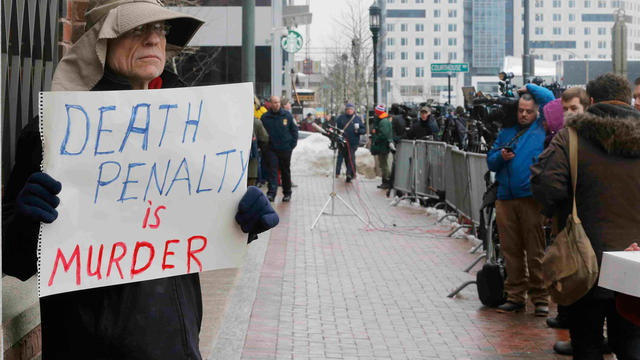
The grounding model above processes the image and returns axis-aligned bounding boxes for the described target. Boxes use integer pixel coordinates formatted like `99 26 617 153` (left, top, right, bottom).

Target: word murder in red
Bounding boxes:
56 101 248 203
47 235 208 287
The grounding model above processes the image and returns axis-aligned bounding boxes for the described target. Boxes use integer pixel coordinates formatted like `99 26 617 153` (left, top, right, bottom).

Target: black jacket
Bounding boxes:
336 113 365 145
406 115 439 140
260 108 298 151
2 70 203 359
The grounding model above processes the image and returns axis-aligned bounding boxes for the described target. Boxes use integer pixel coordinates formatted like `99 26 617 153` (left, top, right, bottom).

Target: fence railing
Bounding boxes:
392 140 488 234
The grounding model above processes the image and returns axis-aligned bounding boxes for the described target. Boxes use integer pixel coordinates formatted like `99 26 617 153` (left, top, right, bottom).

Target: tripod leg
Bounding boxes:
335 194 369 226
311 196 333 230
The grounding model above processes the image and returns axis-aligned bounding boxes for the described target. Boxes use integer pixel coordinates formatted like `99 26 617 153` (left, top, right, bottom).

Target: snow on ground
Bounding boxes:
291 133 377 178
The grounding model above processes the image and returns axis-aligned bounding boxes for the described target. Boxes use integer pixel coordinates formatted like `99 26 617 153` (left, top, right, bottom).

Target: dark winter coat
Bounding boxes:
406 115 439 140
531 102 640 300
2 70 204 359
261 108 298 152
391 114 406 143
336 113 366 146
370 114 393 155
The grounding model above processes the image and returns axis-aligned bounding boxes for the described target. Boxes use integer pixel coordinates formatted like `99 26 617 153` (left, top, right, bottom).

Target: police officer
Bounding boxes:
261 96 299 202
335 103 365 182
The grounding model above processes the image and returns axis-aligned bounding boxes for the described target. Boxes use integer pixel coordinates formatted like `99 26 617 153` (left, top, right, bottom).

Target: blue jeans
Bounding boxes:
335 143 357 177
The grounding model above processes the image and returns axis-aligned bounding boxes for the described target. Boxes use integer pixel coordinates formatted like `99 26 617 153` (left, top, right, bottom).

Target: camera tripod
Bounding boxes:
310 146 369 230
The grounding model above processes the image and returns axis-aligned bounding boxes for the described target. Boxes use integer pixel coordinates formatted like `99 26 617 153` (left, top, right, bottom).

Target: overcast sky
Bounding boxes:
295 0 361 63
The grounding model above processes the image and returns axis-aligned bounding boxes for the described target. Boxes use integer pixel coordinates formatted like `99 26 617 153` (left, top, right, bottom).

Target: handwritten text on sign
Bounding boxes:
38 83 253 297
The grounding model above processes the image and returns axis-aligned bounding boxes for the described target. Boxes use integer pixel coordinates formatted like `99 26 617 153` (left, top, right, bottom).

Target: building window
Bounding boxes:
598 54 607 59
387 0 394 3
416 0 424 3
386 67 393 77
448 0 457 3
434 52 441 60
584 0 591 7
401 37 408 46
553 0 561 7
416 67 425 77
598 40 606 49
448 9 457 17
598 27 606 35
597 0 606 7
401 67 407 78
553 14 561 21
386 52 395 60
386 24 395 32
401 0 407 3
553 54 561 61
401 24 408 32
568 14 575 21
448 38 457 46
434 9 441 17
535 0 544 6
416 52 424 60
387 37 395 46
401 51 408 60
553 27 561 35
448 52 457 60
584 27 591 35
568 27 575 35
416 38 424 46
434 38 441 46
584 40 591 48
535 27 544 35
416 24 424 32
568 0 575 7
448 24 457 32
434 24 441 32
535 13 544 21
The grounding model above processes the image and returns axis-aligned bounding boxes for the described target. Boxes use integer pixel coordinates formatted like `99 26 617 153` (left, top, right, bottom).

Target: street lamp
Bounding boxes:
369 2 381 105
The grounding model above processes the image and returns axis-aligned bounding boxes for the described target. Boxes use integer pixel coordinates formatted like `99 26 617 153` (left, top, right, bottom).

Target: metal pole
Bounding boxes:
242 0 256 84
522 0 531 83
373 33 379 105
448 73 452 105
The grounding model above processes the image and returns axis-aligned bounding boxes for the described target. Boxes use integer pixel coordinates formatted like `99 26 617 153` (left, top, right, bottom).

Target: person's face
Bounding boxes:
270 96 281 112
633 85 640 111
562 97 586 116
420 111 429 120
107 21 167 89
518 99 538 126
346 108 354 116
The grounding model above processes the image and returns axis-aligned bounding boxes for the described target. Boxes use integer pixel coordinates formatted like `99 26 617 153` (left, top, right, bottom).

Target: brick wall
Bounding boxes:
60 0 88 55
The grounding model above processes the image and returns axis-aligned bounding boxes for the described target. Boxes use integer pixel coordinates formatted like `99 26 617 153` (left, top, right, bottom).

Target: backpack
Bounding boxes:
541 127 599 306
476 208 506 307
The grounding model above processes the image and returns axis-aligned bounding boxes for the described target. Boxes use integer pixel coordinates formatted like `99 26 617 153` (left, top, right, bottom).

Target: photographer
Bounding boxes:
406 106 439 140
487 84 554 316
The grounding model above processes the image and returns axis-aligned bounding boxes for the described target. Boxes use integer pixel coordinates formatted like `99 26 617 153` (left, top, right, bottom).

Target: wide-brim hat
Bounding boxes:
52 0 204 91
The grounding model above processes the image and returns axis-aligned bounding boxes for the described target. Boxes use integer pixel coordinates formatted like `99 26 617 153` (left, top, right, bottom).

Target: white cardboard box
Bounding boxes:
599 251 640 297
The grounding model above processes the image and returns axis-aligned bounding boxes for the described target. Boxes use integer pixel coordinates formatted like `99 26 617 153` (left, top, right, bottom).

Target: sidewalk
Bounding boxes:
216 175 610 359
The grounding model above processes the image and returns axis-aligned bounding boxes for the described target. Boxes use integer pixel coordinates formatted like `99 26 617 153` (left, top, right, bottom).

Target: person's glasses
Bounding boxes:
125 22 170 38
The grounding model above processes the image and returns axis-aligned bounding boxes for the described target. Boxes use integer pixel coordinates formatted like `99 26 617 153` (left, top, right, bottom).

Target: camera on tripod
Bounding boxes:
312 123 347 150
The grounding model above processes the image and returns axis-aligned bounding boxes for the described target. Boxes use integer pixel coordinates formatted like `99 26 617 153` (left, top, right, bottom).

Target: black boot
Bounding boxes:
553 341 572 355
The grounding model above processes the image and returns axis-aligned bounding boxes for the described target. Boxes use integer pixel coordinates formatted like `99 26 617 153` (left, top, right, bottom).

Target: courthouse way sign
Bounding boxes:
430 63 469 73
38 83 253 297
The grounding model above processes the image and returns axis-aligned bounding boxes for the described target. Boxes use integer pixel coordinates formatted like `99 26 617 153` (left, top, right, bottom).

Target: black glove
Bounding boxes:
16 172 62 223
235 186 279 241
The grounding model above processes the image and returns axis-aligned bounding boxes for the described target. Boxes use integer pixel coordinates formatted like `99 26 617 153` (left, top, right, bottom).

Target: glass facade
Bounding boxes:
472 0 506 69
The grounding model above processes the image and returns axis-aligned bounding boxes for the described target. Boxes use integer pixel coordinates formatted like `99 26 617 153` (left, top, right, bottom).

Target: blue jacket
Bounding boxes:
487 84 554 200
336 113 365 145
261 109 298 151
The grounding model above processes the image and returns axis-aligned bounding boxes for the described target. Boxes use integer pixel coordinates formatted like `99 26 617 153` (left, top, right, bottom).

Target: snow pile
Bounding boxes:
291 133 377 179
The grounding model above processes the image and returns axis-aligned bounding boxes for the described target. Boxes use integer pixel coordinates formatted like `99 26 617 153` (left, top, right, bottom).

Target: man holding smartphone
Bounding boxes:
486 85 554 316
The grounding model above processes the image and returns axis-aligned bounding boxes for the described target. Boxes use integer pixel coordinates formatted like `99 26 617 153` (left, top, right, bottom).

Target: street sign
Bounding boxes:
430 63 469 73
283 5 312 27
281 30 303 53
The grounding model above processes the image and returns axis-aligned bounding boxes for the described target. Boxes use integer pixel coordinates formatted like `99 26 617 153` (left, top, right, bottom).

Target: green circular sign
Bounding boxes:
281 30 303 53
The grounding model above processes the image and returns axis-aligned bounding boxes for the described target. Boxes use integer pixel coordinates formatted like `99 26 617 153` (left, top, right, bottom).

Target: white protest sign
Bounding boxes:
38 83 253 297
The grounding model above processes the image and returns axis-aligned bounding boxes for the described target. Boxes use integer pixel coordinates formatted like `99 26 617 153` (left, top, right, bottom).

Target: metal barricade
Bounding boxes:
450 148 472 218
466 153 489 224
414 141 430 197
426 141 446 194
443 145 457 210
392 140 414 193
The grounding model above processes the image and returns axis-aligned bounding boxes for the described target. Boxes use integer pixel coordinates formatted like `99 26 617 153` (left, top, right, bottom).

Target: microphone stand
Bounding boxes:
310 126 369 230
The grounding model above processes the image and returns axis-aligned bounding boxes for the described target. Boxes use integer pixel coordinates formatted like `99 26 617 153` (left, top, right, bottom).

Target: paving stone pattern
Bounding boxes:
240 176 613 360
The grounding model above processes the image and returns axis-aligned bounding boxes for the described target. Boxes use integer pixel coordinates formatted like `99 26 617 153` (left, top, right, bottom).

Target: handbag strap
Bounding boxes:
342 115 356 131
568 127 581 223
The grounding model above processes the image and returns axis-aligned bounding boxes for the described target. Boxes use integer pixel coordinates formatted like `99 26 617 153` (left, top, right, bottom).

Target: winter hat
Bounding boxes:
346 103 355 109
52 0 204 91
543 98 565 134
375 104 386 115
419 106 432 113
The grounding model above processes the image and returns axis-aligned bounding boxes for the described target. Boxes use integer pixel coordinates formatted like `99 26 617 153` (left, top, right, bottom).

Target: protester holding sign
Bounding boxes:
2 1 278 358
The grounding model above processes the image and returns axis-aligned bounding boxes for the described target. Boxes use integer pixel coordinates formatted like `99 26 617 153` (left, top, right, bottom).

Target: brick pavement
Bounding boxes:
239 175 613 360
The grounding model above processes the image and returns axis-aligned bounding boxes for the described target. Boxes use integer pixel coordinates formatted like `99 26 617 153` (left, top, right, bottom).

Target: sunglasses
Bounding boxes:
124 22 171 38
